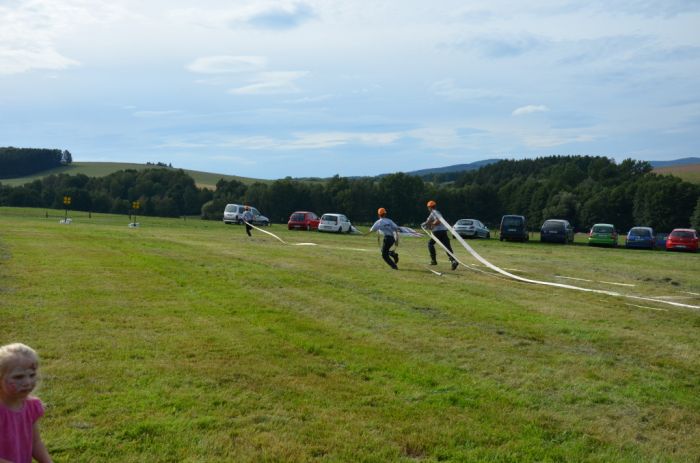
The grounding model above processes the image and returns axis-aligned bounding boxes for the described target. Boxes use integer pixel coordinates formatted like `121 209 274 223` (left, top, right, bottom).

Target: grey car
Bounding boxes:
540 219 574 244
453 219 490 239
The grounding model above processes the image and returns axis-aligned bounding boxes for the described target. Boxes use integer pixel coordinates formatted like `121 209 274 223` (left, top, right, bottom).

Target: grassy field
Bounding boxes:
0 162 264 189
654 163 700 184
1 207 699 462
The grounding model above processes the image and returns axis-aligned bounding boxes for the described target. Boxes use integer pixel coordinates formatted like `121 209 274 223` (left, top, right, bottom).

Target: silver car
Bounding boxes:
453 219 490 239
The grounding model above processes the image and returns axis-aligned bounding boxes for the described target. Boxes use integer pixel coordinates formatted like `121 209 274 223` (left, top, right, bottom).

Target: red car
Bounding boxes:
287 211 320 230
665 228 698 252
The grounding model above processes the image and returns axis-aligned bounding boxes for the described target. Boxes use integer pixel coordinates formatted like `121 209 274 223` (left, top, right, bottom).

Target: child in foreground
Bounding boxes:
0 343 52 463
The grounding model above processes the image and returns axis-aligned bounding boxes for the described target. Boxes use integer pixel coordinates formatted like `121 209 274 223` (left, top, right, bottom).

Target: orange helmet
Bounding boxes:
427 200 436 208
377 207 387 217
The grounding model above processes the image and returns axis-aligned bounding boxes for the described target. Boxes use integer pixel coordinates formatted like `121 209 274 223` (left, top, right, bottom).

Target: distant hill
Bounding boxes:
405 159 501 176
649 157 700 168
0 161 266 189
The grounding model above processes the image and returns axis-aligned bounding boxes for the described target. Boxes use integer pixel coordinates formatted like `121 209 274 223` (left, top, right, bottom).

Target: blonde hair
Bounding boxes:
0 343 39 379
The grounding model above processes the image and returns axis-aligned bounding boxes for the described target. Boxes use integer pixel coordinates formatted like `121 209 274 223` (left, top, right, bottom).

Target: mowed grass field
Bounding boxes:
1 207 699 462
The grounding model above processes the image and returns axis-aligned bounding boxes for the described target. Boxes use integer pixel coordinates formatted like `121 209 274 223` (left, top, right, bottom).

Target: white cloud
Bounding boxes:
228 71 308 95
186 56 267 74
169 1 315 30
431 79 503 101
132 110 183 118
512 105 549 116
0 0 130 74
523 133 594 148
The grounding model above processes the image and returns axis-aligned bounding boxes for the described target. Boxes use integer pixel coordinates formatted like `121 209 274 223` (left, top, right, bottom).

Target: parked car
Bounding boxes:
540 219 574 244
453 219 490 239
318 213 352 233
499 215 528 242
588 223 618 247
223 204 270 226
287 211 320 230
625 226 655 250
665 228 698 252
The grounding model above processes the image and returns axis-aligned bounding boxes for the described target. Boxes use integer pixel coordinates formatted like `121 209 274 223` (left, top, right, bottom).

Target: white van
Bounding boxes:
223 204 270 226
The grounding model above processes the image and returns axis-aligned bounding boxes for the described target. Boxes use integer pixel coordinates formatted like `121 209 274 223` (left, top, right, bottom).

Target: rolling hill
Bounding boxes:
0 162 265 189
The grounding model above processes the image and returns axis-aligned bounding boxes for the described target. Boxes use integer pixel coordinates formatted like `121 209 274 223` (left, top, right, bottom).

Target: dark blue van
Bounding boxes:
499 215 529 242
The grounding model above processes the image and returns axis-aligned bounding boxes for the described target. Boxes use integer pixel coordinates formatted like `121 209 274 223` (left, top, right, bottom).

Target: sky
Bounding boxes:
1 0 699 179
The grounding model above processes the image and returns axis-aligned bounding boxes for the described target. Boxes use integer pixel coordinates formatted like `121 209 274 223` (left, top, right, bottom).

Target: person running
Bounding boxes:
368 207 400 270
241 206 254 237
422 200 458 270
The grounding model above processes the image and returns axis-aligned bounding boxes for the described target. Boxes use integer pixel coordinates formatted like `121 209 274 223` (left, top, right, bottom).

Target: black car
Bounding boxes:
540 219 574 244
499 215 528 242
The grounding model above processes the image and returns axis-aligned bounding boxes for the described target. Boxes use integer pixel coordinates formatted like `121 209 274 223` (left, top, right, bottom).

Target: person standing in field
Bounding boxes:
0 343 53 463
368 207 400 270
422 200 458 270
241 205 254 237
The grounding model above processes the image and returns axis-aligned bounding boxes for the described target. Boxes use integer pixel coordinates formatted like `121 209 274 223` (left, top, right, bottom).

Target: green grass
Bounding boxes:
654 163 700 184
1 207 699 462
0 162 264 189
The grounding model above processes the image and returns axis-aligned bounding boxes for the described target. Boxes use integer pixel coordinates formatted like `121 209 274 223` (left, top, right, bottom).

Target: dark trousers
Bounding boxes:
428 229 455 263
381 235 398 269
245 224 253 237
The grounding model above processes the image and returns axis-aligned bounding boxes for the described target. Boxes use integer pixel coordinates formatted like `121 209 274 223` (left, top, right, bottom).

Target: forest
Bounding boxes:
0 147 73 178
1 155 699 232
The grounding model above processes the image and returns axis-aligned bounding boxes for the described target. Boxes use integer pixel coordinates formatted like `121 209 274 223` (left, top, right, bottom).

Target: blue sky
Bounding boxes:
1 0 699 179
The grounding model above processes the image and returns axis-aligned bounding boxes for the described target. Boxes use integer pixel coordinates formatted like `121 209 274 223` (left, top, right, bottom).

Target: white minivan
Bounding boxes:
318 213 352 233
223 204 270 226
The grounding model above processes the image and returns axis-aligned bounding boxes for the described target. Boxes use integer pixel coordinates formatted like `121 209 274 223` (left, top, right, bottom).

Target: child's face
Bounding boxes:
1 356 38 401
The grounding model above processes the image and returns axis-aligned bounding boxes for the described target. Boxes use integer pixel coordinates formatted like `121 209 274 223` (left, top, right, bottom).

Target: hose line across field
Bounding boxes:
245 219 698 311
423 213 700 311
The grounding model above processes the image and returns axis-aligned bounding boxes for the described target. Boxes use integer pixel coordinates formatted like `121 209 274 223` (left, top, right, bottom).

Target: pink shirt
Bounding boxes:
0 397 44 463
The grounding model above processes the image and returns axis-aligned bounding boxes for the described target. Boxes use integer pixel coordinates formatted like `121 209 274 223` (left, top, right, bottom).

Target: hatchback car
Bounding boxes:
287 211 320 230
665 228 698 252
540 219 574 244
588 223 618 247
625 226 655 250
453 219 490 239
318 213 352 233
499 215 528 241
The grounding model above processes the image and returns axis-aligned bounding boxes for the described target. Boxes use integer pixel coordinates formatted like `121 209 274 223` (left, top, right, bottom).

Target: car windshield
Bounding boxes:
630 228 651 237
458 220 473 225
321 215 337 223
592 226 613 233
225 205 239 212
502 217 522 227
671 231 695 238
291 213 305 221
542 221 564 231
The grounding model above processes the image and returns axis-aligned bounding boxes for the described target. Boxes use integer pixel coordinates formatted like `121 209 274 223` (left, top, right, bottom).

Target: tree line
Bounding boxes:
0 147 72 178
1 155 699 231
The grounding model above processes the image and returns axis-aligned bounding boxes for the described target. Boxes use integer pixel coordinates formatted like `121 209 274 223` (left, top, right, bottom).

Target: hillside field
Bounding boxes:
1 207 699 462
0 162 264 189
654 163 700 184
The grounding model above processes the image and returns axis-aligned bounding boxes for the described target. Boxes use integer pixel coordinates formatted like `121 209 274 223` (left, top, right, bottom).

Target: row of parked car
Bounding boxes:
495 214 698 252
223 204 698 252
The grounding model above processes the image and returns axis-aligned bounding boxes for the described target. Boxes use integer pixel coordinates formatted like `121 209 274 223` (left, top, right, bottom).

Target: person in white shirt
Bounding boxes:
422 200 458 270
368 207 400 270
241 206 254 237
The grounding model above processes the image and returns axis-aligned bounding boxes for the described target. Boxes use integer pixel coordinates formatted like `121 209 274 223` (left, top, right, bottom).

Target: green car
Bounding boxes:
588 223 619 247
